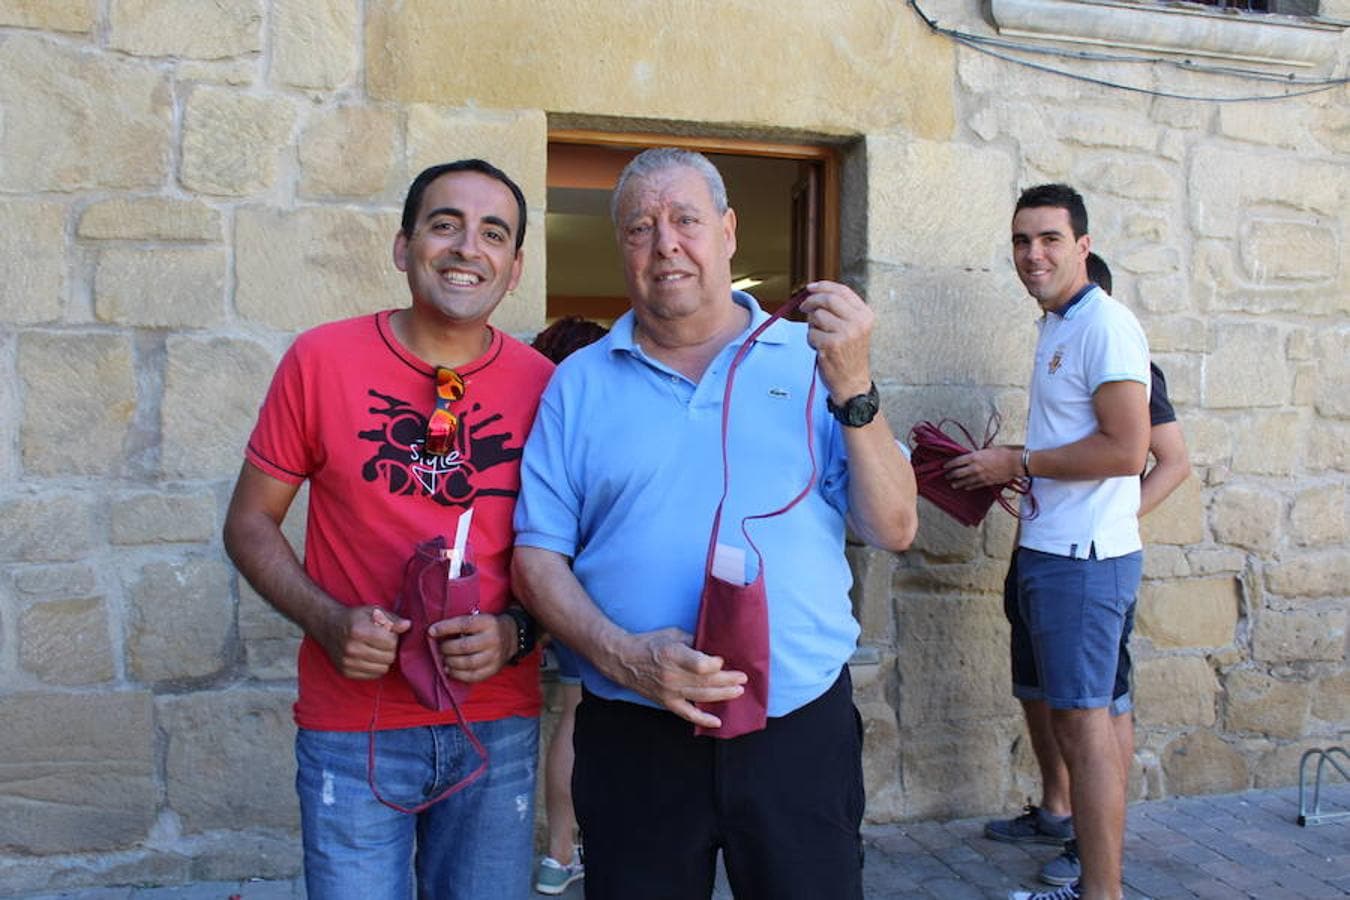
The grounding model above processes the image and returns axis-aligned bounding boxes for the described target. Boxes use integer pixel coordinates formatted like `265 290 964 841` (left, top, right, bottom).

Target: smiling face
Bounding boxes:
393 170 524 327
1011 205 1091 313
614 164 737 326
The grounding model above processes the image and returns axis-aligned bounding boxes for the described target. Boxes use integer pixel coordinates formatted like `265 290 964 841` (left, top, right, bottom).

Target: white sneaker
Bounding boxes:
534 847 584 895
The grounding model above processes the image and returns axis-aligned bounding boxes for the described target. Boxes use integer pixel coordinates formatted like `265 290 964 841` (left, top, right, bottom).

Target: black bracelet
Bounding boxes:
501 607 536 666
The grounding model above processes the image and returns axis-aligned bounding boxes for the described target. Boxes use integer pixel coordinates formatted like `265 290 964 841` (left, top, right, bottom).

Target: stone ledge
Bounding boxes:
991 0 1344 68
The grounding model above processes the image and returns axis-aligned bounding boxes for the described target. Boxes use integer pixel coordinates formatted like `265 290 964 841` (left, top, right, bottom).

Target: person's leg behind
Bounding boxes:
417 715 540 900
296 727 420 900
538 641 584 895
572 691 719 900
720 668 865 900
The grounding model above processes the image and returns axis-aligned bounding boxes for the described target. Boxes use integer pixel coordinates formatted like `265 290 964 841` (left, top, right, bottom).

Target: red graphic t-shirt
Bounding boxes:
245 311 554 731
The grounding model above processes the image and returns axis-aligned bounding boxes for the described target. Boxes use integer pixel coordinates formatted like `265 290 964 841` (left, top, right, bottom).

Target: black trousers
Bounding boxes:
573 667 865 900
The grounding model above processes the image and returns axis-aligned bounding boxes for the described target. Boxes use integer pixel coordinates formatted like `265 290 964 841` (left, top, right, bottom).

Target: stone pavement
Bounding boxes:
6 787 1348 899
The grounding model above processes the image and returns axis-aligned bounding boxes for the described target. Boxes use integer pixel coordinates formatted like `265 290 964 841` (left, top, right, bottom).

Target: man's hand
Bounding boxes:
612 628 747 729
798 280 874 402
429 614 516 684
945 446 1021 490
316 605 409 680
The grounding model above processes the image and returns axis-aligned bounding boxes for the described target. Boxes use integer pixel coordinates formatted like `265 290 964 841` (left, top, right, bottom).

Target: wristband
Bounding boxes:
501 607 536 666
1021 446 1032 477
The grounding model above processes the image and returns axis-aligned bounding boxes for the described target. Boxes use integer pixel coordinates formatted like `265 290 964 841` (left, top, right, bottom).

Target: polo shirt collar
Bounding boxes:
1049 283 1097 320
609 290 785 356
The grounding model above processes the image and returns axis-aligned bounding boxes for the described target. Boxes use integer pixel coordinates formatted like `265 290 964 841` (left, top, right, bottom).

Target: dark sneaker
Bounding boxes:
1009 881 1082 900
984 805 1074 845
1040 838 1081 886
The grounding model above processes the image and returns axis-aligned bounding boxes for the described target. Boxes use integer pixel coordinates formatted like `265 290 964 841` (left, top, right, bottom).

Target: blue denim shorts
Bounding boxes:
549 639 582 685
1011 547 1142 711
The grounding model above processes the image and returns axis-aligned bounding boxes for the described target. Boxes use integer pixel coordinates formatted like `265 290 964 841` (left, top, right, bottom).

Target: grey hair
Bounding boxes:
609 147 730 224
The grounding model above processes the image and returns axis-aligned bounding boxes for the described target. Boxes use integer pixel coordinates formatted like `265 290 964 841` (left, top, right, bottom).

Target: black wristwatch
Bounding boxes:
501 607 537 666
826 382 880 428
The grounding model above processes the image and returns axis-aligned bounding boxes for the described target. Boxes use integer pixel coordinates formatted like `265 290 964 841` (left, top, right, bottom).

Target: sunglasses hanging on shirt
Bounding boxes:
425 366 466 456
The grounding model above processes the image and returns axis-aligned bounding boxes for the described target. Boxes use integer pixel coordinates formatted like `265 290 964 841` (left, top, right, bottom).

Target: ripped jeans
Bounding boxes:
295 717 539 900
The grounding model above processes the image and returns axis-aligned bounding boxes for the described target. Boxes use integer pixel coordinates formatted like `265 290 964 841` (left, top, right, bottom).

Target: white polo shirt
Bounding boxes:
1019 286 1151 560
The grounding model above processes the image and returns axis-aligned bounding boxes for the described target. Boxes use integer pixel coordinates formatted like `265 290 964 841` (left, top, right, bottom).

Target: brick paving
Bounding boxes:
7 787 1347 899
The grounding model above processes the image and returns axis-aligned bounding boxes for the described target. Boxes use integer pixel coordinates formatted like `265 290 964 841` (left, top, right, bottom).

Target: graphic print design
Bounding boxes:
359 389 520 507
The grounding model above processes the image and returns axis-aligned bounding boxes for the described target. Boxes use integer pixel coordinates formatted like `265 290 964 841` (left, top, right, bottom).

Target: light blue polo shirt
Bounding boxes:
1020 286 1151 560
514 292 857 716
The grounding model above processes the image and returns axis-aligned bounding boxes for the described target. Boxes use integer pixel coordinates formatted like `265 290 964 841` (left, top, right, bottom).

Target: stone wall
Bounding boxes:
1 0 1345 891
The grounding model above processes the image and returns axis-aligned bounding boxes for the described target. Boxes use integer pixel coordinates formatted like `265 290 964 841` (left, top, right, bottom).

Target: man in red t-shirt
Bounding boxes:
224 160 553 900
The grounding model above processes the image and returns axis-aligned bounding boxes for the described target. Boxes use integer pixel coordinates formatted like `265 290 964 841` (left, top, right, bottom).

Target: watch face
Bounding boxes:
835 384 879 427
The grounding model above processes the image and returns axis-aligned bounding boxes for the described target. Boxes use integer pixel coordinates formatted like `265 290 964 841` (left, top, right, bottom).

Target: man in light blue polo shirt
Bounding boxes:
946 184 1151 900
512 147 918 900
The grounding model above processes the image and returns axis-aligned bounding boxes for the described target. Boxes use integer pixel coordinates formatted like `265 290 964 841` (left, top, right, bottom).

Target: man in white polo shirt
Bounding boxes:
945 184 1150 900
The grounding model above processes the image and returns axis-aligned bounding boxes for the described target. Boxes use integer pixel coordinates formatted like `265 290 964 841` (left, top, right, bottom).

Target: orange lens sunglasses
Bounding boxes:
425 366 466 456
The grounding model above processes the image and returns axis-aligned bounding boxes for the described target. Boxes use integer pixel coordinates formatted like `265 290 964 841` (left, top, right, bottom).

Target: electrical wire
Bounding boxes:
908 0 1350 102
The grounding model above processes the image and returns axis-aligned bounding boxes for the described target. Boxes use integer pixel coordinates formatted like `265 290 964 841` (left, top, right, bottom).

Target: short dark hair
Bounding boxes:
1086 252 1112 294
401 159 528 250
1014 183 1088 239
531 316 609 364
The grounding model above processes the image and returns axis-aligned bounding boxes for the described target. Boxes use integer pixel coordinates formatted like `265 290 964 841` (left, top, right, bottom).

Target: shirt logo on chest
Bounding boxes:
358 388 521 508
1048 347 1065 375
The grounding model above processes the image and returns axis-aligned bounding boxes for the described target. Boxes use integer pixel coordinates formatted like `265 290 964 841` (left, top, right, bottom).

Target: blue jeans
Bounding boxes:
1016 548 1142 710
296 716 539 900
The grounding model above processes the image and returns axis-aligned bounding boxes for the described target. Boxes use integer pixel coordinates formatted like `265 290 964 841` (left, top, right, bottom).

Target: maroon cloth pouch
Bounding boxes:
909 417 1037 527
367 534 487 814
693 290 816 739
393 535 479 710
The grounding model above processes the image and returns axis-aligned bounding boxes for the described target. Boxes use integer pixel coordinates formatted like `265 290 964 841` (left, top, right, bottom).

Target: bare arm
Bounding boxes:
946 380 1150 488
511 546 746 728
223 462 408 679
1139 420 1190 518
798 280 918 551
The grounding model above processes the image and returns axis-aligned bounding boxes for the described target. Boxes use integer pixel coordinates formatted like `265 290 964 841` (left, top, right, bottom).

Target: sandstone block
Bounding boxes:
234 206 402 331
160 688 298 832
188 830 303 882
1134 656 1217 728
1161 730 1248 796
1142 545 1188 579
1140 474 1202 546
1312 672 1350 725
1132 273 1189 315
245 637 302 681
899 720 1024 820
1178 413 1229 468
1265 549 1349 598
1223 669 1311 740
1312 97 1350 153
1289 482 1346 547
1203 322 1291 408
866 137 1014 269
1254 739 1345 789
896 594 1010 726
1078 159 1173 201
1218 103 1309 151
1145 316 1205 353
405 106 547 207
78 197 222 241
488 210 547 337
904 511 983 564
238 578 302 641
868 266 1036 387
894 558 1009 595
1210 485 1281 553
0 494 96 563
12 562 98 599
1150 97 1212 130
1229 411 1302 476
0 34 171 191
19 596 115 685
1240 219 1337 282
272 0 358 89
110 491 216 545
1185 548 1246 577
857 696 904 823
160 335 276 479
181 87 296 196
109 0 262 58
846 544 897 645
1137 577 1239 649
299 104 398 199
369 1 953 136
0 0 94 30
1252 608 1346 664
0 199 66 324
125 557 234 682
1190 145 1347 240
94 246 226 327
177 58 257 86
19 331 136 477
1315 328 1350 419
1194 239 1342 316
0 691 156 853
1307 421 1348 472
